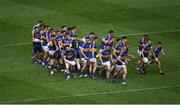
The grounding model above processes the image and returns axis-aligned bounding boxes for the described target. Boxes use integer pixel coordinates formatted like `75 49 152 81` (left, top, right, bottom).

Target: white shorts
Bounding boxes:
65 59 76 66
75 58 80 63
143 57 148 63
42 46 49 52
137 49 142 56
49 50 55 55
102 61 111 70
116 64 126 71
89 58 97 63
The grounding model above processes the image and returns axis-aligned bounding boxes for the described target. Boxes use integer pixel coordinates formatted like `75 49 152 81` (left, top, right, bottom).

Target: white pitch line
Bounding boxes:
120 29 180 36
0 29 180 47
1 85 180 104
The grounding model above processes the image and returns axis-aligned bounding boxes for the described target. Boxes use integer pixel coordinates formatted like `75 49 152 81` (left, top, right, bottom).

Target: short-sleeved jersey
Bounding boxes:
81 42 91 58
61 38 72 50
64 47 75 61
55 35 63 48
138 38 145 51
152 46 162 58
41 31 48 46
69 31 75 37
33 32 41 47
101 49 111 62
142 44 152 57
116 52 126 65
100 34 110 49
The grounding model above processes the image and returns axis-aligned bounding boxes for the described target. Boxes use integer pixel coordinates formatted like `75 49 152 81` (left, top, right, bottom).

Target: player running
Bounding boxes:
150 42 165 75
138 39 152 74
115 46 129 86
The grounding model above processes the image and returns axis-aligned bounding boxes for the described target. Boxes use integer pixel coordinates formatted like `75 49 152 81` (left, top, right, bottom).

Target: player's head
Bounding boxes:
122 36 127 42
157 41 162 47
85 36 91 43
37 20 43 24
105 43 111 50
65 34 70 39
73 35 78 39
61 30 67 36
61 25 67 31
90 32 95 35
71 25 77 32
147 38 152 44
116 37 121 43
51 35 55 41
108 30 114 36
94 36 98 42
143 34 148 38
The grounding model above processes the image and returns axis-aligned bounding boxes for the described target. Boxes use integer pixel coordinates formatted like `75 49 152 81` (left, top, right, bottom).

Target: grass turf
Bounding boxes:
0 0 180 104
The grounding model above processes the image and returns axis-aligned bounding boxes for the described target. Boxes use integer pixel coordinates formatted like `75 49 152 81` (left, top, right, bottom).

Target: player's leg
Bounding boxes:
80 58 87 77
92 59 97 79
49 58 56 76
65 60 70 80
100 62 105 80
106 61 111 83
154 60 164 75
121 65 127 86
89 62 93 78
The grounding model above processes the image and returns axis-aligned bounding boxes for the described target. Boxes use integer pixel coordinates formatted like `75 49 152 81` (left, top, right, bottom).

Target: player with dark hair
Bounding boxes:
89 36 98 79
138 38 152 74
63 45 76 80
99 43 114 82
115 46 129 86
32 26 43 64
79 36 91 77
150 41 165 75
71 35 81 74
69 25 77 38
100 30 114 51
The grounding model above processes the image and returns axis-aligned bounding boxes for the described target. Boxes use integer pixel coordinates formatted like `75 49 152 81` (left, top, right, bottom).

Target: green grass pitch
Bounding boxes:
0 0 180 104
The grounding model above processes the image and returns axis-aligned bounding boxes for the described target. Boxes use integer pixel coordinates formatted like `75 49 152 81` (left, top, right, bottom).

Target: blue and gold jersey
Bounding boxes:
82 42 91 58
100 34 110 49
55 35 63 48
116 52 126 65
64 47 75 61
142 44 152 57
69 31 75 37
138 38 145 50
61 38 72 49
152 46 162 59
41 31 48 46
101 49 111 62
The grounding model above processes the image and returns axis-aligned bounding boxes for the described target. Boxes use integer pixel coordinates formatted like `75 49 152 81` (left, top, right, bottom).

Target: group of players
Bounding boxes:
32 20 165 86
